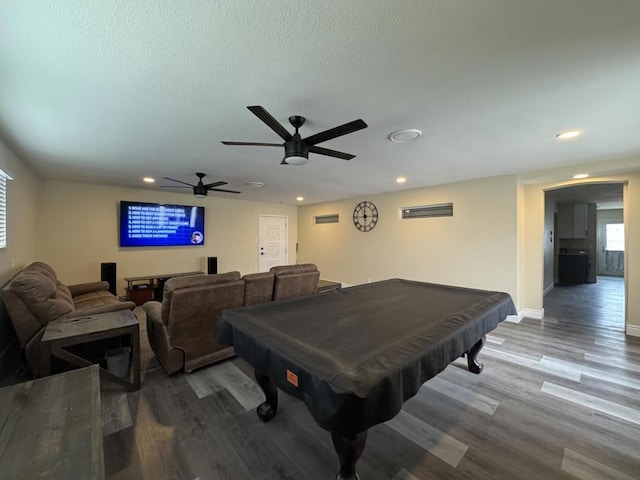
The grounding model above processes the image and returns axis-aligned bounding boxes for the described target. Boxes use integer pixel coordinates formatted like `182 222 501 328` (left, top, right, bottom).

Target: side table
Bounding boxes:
0 365 104 479
42 309 140 391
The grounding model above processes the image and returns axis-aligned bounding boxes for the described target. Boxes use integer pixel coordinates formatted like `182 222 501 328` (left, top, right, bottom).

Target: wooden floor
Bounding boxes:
102 277 640 480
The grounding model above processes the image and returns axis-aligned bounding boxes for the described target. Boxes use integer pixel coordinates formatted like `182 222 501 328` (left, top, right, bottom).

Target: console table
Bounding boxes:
124 271 203 305
0 365 104 479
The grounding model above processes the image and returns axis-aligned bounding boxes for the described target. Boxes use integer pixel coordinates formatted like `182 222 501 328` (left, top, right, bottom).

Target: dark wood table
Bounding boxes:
42 309 140 391
219 279 517 479
317 279 342 293
124 270 204 304
0 365 104 479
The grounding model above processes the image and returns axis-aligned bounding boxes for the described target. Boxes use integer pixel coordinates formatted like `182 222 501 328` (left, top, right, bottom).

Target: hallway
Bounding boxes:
544 276 625 330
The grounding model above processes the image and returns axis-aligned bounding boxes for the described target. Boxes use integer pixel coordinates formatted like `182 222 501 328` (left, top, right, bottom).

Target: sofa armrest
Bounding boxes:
63 301 136 319
67 281 110 297
143 301 163 323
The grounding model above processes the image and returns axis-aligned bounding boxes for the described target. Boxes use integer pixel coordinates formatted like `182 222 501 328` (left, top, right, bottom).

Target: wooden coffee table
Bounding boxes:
42 309 140 391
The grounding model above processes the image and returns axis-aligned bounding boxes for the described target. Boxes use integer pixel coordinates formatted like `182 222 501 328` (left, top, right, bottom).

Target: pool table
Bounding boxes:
218 278 517 479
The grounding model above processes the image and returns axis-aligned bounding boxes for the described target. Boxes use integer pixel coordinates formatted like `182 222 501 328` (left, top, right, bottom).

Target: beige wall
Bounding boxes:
36 180 298 296
0 140 40 285
5 140 638 334
298 175 519 304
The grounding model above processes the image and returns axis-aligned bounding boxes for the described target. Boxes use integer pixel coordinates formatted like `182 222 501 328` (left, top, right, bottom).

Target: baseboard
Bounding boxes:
507 308 544 323
505 314 521 323
543 283 554 296
626 325 640 337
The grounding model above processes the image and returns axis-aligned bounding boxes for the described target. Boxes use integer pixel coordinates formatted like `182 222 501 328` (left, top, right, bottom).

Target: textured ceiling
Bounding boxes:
1 1 640 204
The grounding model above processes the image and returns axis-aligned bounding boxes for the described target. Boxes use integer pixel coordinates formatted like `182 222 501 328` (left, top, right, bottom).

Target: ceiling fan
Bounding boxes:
222 106 367 165
161 173 241 198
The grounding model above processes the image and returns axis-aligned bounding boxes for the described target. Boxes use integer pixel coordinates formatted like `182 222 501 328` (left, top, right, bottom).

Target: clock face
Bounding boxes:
353 201 378 232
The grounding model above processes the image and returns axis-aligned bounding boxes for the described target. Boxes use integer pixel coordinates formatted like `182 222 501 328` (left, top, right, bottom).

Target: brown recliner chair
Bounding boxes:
143 272 244 374
242 272 275 306
270 264 320 300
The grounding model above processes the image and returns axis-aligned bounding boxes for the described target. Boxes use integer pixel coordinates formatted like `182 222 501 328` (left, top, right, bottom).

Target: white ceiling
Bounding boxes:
2 1 640 205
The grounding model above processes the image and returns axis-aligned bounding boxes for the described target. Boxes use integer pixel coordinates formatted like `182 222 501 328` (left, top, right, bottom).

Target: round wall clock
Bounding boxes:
352 201 378 232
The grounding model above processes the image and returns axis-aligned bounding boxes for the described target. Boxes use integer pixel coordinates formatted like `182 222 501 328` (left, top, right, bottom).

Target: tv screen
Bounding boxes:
119 201 205 247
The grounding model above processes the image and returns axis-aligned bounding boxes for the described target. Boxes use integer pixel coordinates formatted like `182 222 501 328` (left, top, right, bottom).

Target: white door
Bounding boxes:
597 220 625 276
258 215 288 272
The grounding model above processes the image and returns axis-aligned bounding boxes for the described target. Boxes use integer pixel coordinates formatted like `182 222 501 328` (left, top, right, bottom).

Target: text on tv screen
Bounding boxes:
119 201 205 247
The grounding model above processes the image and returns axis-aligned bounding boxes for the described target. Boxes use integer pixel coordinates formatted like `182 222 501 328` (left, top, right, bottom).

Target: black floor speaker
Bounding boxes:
100 262 117 295
207 256 217 274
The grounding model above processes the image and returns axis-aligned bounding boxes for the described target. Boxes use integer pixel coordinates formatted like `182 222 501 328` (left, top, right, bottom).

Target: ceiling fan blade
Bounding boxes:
221 141 282 147
160 185 191 188
247 106 293 141
303 119 368 146
210 188 241 194
203 181 227 188
162 177 196 187
308 145 355 160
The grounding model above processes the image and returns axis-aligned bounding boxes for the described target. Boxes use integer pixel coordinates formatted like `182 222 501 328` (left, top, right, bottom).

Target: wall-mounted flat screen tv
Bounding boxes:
119 201 205 247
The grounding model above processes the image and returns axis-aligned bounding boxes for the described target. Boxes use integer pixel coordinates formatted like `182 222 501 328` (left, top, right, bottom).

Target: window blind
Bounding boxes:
0 169 13 249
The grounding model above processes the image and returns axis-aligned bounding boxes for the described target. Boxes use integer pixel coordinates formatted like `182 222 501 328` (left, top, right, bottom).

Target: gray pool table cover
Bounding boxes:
218 278 517 435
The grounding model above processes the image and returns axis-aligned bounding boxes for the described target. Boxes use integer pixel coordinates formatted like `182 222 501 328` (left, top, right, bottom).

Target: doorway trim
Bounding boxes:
537 180 629 333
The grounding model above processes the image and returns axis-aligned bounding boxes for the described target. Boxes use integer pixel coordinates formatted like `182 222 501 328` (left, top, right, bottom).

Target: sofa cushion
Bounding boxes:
26 261 58 282
10 269 74 325
72 290 123 310
56 280 73 305
270 263 318 276
271 263 320 300
242 272 275 306
160 272 241 325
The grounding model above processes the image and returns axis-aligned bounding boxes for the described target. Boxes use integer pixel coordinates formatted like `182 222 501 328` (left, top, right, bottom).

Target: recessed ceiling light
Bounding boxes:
389 129 422 143
573 173 589 179
396 176 407 184
556 130 582 139
143 177 155 183
246 181 265 188
296 196 304 202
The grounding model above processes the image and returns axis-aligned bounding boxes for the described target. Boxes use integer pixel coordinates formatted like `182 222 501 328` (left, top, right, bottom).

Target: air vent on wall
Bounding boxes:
314 214 339 224
401 203 453 219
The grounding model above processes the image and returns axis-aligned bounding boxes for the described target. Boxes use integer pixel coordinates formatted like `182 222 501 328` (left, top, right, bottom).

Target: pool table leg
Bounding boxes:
255 370 278 422
466 335 486 374
331 430 367 480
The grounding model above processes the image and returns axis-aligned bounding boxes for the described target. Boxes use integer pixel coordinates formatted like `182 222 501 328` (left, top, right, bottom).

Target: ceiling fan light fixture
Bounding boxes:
284 155 308 166
193 185 208 198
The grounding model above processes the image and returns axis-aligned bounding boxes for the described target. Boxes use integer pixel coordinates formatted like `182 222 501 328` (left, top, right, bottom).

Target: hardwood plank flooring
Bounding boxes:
101 277 640 479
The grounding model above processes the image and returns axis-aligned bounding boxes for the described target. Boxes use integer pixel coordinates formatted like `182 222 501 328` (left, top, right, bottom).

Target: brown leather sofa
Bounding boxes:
144 265 321 375
143 272 245 374
241 272 275 306
2 262 135 377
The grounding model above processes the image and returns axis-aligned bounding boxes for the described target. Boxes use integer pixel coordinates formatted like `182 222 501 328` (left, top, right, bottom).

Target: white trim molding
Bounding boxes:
627 325 640 337
506 308 545 323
